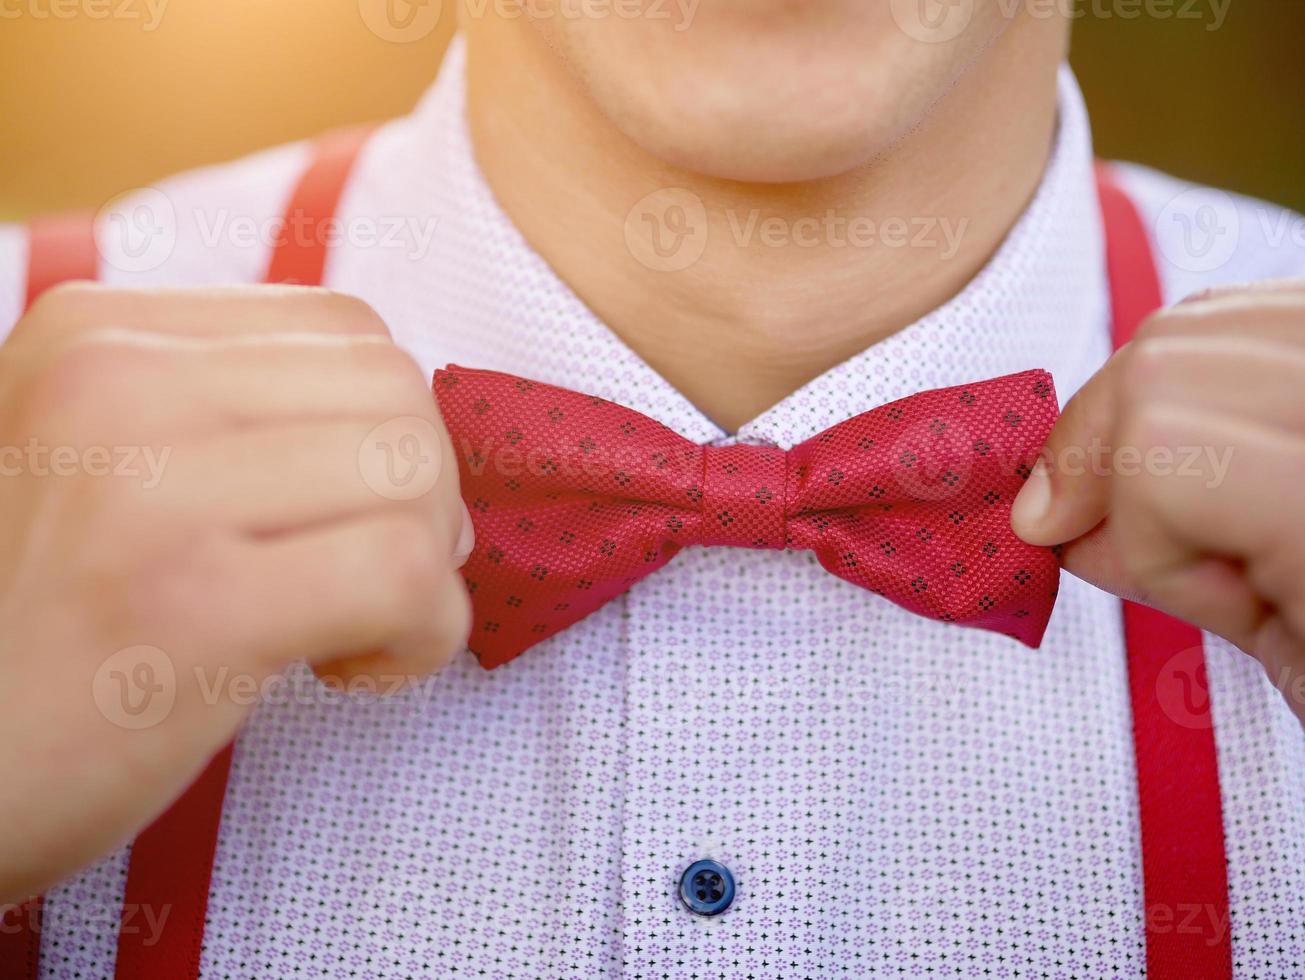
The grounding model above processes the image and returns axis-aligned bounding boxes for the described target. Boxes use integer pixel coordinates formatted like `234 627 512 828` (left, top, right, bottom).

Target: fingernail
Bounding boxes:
452 501 476 566
1010 459 1051 536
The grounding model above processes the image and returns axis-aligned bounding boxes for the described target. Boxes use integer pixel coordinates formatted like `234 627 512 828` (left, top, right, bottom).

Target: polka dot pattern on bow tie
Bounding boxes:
435 366 1061 668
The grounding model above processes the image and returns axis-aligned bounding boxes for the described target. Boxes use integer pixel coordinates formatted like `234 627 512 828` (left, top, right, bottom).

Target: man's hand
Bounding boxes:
1012 279 1305 718
0 284 472 903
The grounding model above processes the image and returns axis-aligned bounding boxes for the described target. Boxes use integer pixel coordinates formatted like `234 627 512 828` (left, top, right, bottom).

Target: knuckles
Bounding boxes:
270 286 391 337
317 290 391 337
1132 301 1227 341
348 339 434 404
384 515 452 620
75 527 237 648
18 340 158 439
20 280 105 332
1114 337 1168 412
10 285 409 439
435 576 474 667
381 515 472 670
2 284 468 673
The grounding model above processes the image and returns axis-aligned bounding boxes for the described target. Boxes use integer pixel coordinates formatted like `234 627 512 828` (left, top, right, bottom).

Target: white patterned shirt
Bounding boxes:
3 37 1305 980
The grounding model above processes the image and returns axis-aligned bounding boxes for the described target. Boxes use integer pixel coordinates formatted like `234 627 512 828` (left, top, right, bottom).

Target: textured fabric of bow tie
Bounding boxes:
434 365 1062 669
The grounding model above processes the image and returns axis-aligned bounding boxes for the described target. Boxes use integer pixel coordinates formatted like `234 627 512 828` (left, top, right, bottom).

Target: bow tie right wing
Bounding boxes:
785 370 1062 647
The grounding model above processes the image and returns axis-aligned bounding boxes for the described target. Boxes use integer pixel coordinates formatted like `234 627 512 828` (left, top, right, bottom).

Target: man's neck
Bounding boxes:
463 16 1067 433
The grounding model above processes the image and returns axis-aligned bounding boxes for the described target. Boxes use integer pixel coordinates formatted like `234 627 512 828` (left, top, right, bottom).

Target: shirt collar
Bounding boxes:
396 37 1108 449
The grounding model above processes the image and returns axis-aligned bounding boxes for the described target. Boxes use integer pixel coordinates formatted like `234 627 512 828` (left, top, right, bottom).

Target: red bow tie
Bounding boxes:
434 366 1061 669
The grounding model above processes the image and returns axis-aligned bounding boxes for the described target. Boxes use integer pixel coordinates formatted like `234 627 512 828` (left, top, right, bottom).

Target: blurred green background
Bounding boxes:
1072 2 1304 213
0 2 1301 222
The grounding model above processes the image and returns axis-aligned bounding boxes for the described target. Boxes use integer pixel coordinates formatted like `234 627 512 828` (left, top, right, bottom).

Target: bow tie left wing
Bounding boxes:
434 366 707 668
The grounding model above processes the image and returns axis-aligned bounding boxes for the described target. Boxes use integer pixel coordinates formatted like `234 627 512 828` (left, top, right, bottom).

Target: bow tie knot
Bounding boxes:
699 444 788 550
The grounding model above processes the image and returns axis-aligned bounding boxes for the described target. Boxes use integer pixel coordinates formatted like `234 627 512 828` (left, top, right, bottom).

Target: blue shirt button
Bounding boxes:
678 859 735 917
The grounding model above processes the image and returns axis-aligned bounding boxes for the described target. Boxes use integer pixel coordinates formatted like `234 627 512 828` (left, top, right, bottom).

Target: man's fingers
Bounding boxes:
1012 289 1305 657
1013 284 1305 551
150 420 456 540
1010 347 1123 546
231 512 473 675
1059 514 1266 651
188 418 469 564
1109 405 1305 649
1048 398 1288 654
1126 335 1305 430
27 331 437 445
1177 277 1305 309
1055 520 1148 604
14 283 391 350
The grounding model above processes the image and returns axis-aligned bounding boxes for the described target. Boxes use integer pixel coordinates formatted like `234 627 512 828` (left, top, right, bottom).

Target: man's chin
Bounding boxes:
574 31 962 185
600 81 916 185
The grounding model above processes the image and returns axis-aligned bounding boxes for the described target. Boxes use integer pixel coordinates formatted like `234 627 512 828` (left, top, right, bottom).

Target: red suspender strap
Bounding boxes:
0 894 39 980
23 211 99 309
1096 164 1233 979
0 896 40 980
113 747 235 978
9 125 374 980
264 125 377 287
0 212 102 980
114 123 376 980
